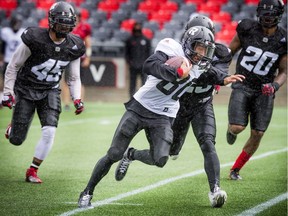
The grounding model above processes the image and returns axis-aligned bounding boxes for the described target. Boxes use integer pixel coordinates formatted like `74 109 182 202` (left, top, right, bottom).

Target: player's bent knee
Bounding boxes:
9 137 24 146
107 146 125 162
230 125 245 134
155 156 168 168
198 134 215 146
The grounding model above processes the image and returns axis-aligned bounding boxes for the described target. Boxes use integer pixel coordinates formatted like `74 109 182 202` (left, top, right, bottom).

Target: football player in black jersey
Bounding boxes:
226 0 287 180
1 2 85 183
169 15 245 207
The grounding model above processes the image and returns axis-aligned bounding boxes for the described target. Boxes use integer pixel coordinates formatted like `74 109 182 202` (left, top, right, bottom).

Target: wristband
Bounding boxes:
177 68 183 78
272 82 280 91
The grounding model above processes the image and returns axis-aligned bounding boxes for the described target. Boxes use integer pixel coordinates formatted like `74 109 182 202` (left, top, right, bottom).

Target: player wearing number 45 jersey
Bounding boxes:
78 26 217 208
226 0 287 180
1 2 85 183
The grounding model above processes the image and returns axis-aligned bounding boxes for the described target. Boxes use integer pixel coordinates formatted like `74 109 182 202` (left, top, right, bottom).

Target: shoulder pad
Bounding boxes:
21 27 38 47
237 19 258 34
66 33 86 58
214 43 232 63
155 38 184 57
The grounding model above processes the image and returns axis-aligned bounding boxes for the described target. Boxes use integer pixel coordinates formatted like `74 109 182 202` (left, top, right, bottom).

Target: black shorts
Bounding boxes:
10 89 61 144
13 89 61 128
228 88 274 132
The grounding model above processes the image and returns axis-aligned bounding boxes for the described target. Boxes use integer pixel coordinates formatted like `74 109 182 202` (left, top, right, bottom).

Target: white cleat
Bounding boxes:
78 191 93 208
208 187 227 208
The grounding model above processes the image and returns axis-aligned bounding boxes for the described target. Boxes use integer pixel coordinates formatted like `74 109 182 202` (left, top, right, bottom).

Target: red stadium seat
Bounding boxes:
244 0 260 4
142 28 154 39
98 1 120 17
37 0 55 10
215 29 235 45
107 0 128 3
138 1 160 15
39 18 49 28
206 0 228 5
198 2 221 15
211 11 231 24
221 21 238 32
120 18 136 32
0 0 17 10
155 0 168 3
185 0 205 5
159 1 178 13
149 10 172 28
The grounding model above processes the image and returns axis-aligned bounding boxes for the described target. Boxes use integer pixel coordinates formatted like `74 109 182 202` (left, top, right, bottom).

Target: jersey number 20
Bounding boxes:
240 46 278 76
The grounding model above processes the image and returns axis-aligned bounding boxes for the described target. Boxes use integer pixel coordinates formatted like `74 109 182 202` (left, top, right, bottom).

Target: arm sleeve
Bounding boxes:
66 58 82 100
195 64 230 86
142 51 179 82
3 42 31 96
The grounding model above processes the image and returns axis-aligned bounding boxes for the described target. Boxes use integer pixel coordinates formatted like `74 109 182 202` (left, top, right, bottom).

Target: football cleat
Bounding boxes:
25 167 42 183
5 123 11 139
170 154 179 160
78 191 93 208
229 169 242 180
208 186 227 208
115 147 134 181
226 130 237 145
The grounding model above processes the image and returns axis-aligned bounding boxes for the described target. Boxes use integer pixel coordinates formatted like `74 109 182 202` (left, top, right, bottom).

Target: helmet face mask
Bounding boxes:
182 26 215 70
256 0 284 28
48 2 76 38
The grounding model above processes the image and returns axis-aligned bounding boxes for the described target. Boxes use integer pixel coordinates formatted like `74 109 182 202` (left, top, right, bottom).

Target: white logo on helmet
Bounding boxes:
188 27 199 35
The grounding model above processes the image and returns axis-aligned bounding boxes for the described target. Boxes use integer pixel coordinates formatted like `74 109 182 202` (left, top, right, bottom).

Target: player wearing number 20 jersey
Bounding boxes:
227 0 287 180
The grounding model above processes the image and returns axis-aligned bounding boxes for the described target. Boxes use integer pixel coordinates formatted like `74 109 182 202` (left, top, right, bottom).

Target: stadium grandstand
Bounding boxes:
0 0 287 57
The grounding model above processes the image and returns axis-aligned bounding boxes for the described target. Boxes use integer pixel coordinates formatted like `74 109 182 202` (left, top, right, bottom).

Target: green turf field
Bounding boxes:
0 102 287 216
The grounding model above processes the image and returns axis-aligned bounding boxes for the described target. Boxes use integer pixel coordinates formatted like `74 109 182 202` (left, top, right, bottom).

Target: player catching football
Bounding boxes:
226 0 287 180
2 2 85 183
78 26 217 208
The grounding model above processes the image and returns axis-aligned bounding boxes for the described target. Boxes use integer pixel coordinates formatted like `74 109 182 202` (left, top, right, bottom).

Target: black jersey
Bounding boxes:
178 42 231 113
233 19 287 91
16 27 85 91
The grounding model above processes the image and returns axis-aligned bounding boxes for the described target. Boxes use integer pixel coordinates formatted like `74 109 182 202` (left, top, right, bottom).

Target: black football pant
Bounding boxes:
171 102 220 191
85 110 173 193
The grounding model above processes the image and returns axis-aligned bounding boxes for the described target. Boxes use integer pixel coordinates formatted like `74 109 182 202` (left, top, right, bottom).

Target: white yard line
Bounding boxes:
59 148 287 216
236 192 288 216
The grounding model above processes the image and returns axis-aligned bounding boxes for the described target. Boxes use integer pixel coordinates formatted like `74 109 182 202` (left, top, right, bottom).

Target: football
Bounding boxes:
165 56 190 68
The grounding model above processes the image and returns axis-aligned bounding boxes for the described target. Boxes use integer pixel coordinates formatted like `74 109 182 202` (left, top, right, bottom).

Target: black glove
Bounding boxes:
74 99 84 115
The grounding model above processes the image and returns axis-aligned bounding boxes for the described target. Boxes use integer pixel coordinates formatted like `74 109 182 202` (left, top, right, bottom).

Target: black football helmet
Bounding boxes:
182 26 215 70
256 0 285 28
48 2 76 38
185 14 215 35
